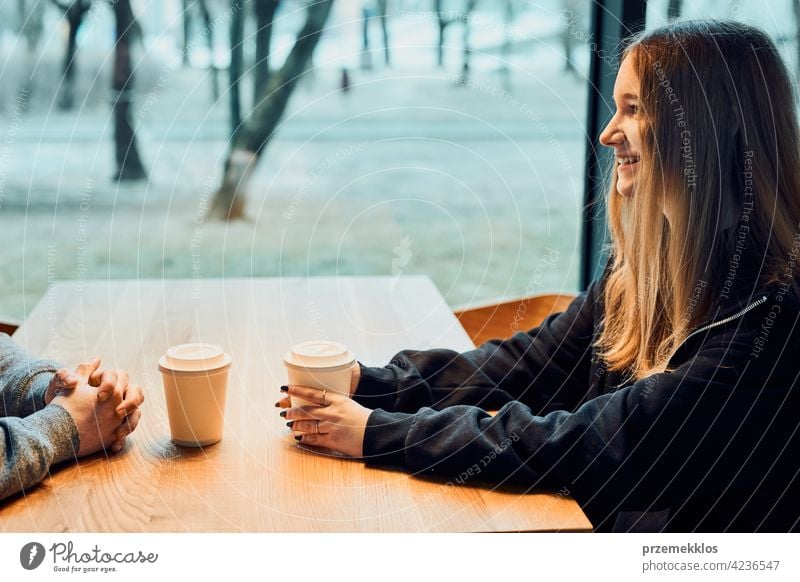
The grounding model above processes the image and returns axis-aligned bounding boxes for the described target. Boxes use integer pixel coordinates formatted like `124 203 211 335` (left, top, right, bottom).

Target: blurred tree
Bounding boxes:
229 0 244 139
111 0 147 181
377 0 390 65
230 0 281 141
560 0 584 76
361 0 390 69
434 0 453 67
16 0 45 53
456 0 478 85
434 0 478 75
212 0 334 220
182 0 214 67
51 0 92 110
499 0 513 92
182 0 219 100
254 0 281 103
667 0 683 20
15 0 45 101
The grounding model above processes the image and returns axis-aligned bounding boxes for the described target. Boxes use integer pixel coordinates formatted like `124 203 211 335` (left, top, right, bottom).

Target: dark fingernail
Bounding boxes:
280 385 288 392
274 401 280 407
286 420 294 428
294 435 302 441
279 410 287 418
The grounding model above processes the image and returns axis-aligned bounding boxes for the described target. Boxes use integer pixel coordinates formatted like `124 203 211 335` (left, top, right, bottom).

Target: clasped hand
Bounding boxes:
46 357 144 456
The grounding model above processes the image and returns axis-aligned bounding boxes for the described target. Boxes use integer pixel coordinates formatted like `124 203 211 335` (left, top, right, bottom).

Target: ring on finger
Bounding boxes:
320 389 327 406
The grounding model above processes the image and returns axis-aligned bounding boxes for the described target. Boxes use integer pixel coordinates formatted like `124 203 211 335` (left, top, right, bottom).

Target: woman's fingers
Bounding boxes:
285 384 343 406
289 419 330 434
295 432 330 447
275 395 291 409
283 404 334 422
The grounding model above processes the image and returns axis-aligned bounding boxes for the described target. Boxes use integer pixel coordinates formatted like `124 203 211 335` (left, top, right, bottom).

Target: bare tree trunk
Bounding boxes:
211 0 335 220
229 0 244 140
60 8 80 109
457 0 478 86
435 0 448 68
377 0 390 66
182 0 192 66
111 0 146 181
196 0 219 102
500 0 513 92
667 0 683 20
254 0 280 104
54 0 91 110
361 5 373 70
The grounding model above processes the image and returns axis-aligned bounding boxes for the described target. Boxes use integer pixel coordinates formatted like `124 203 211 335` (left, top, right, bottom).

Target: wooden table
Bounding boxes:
1 277 592 532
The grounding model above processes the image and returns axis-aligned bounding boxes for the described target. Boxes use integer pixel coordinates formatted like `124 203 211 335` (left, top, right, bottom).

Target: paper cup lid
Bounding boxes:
284 340 354 369
159 343 231 373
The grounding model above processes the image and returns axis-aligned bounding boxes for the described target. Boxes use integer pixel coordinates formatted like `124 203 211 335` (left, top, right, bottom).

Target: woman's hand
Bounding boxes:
280 385 372 458
275 363 361 409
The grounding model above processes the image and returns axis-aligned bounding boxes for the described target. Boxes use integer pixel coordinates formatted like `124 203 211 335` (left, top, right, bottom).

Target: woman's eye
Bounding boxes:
628 104 639 115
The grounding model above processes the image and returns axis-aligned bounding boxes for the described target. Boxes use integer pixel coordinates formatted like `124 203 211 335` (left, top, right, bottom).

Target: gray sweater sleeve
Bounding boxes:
0 333 61 417
0 333 80 501
1 405 80 500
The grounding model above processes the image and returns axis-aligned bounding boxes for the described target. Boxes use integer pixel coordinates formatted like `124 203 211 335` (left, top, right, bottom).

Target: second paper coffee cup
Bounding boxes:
283 340 356 407
159 343 232 447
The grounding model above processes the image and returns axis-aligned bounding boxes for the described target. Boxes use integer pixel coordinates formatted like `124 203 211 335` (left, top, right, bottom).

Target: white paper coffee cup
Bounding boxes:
159 343 232 447
283 340 356 407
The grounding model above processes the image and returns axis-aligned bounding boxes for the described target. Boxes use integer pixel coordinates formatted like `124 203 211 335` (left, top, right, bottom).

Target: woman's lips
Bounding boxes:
617 160 639 173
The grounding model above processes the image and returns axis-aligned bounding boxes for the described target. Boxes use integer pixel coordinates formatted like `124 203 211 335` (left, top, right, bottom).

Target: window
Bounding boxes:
0 0 590 320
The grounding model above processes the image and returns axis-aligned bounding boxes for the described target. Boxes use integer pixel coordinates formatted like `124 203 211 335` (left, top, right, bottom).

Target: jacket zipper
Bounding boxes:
670 294 769 360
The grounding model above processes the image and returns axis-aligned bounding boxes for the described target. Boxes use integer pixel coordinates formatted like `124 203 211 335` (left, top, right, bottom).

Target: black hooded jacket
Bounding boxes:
353 254 800 532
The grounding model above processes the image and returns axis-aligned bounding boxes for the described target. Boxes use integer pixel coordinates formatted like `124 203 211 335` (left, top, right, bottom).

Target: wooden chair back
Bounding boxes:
454 293 577 347
0 321 19 336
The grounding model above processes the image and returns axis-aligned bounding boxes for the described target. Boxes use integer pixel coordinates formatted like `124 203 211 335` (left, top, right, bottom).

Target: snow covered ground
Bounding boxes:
0 0 798 320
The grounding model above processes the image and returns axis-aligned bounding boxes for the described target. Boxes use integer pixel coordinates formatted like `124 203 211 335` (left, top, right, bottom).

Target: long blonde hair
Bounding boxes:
597 20 800 380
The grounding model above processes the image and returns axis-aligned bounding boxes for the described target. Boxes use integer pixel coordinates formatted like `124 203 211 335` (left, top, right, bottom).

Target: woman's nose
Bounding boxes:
599 119 623 147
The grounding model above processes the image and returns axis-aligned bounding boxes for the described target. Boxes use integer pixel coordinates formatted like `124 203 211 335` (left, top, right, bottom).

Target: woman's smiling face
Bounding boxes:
599 55 642 198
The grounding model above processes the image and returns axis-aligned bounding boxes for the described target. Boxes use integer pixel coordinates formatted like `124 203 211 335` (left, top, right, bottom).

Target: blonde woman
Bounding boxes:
277 20 800 532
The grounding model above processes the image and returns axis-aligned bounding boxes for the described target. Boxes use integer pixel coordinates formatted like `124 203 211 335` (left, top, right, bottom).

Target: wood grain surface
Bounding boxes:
1 277 592 532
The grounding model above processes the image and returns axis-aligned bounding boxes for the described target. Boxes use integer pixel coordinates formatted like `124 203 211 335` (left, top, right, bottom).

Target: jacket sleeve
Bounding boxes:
0 333 80 501
361 310 796 521
0 333 61 418
0 405 80 501
353 276 602 415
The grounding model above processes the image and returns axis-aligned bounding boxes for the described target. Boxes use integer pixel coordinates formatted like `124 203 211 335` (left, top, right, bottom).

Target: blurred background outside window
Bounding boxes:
11 1 792 322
